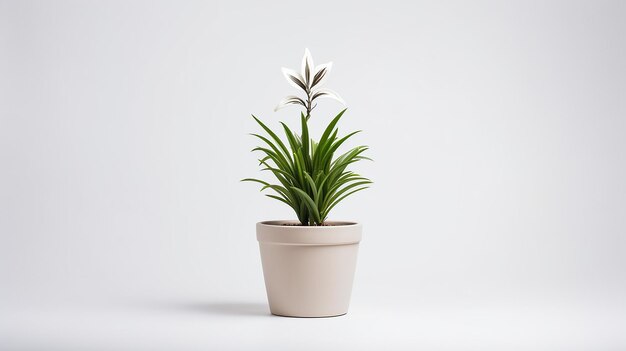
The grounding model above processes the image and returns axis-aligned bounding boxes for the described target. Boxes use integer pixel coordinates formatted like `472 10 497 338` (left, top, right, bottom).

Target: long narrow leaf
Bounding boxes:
317 109 346 153
322 186 370 220
322 180 372 212
266 194 295 209
250 133 292 172
303 172 318 204
241 178 270 187
290 187 321 224
252 116 291 161
251 147 291 173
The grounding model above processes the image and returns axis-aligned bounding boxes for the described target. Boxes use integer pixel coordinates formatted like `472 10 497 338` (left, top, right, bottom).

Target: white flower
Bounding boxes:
275 48 345 114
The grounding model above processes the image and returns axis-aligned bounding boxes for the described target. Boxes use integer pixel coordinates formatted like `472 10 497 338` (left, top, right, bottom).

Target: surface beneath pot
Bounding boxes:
2 293 624 350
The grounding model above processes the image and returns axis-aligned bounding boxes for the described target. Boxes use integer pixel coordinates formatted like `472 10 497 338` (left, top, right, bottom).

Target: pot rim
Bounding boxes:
258 220 359 227
257 220 362 245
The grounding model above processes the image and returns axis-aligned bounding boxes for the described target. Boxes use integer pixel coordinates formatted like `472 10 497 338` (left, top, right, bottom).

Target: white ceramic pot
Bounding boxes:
257 220 362 318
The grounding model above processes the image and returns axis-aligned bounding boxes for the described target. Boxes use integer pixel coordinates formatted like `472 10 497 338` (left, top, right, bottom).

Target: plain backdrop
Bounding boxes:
1 0 625 349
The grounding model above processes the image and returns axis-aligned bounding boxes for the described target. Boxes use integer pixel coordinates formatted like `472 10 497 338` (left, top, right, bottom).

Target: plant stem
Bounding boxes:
305 89 312 121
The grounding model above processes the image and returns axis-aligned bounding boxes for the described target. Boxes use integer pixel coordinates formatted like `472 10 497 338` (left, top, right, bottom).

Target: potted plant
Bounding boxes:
243 49 372 317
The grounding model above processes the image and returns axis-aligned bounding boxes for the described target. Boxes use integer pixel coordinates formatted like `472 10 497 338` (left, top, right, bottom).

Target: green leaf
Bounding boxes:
322 186 370 220
241 178 270 187
290 187 321 224
252 115 291 161
323 180 372 212
261 184 296 203
265 194 296 211
260 167 297 183
303 172 318 204
325 131 361 160
250 133 292 170
251 147 291 174
280 122 300 153
318 109 346 151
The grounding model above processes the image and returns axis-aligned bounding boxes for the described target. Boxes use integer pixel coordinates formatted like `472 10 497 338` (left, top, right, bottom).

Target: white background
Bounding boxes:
1 0 625 349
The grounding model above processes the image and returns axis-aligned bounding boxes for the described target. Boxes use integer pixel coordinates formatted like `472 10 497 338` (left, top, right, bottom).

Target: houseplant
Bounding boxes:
243 49 371 317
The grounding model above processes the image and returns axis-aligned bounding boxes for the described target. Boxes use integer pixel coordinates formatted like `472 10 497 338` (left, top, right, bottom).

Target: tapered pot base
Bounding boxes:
270 312 347 318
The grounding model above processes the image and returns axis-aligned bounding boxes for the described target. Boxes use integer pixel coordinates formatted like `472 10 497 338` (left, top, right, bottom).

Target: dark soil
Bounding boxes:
280 223 340 226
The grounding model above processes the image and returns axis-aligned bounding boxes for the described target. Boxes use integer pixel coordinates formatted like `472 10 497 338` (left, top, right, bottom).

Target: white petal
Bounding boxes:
311 88 346 105
311 62 332 88
281 67 307 92
275 95 306 111
301 48 315 87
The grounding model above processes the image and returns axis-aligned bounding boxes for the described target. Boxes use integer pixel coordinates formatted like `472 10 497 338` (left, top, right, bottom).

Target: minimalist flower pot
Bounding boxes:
245 50 371 317
257 221 362 317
